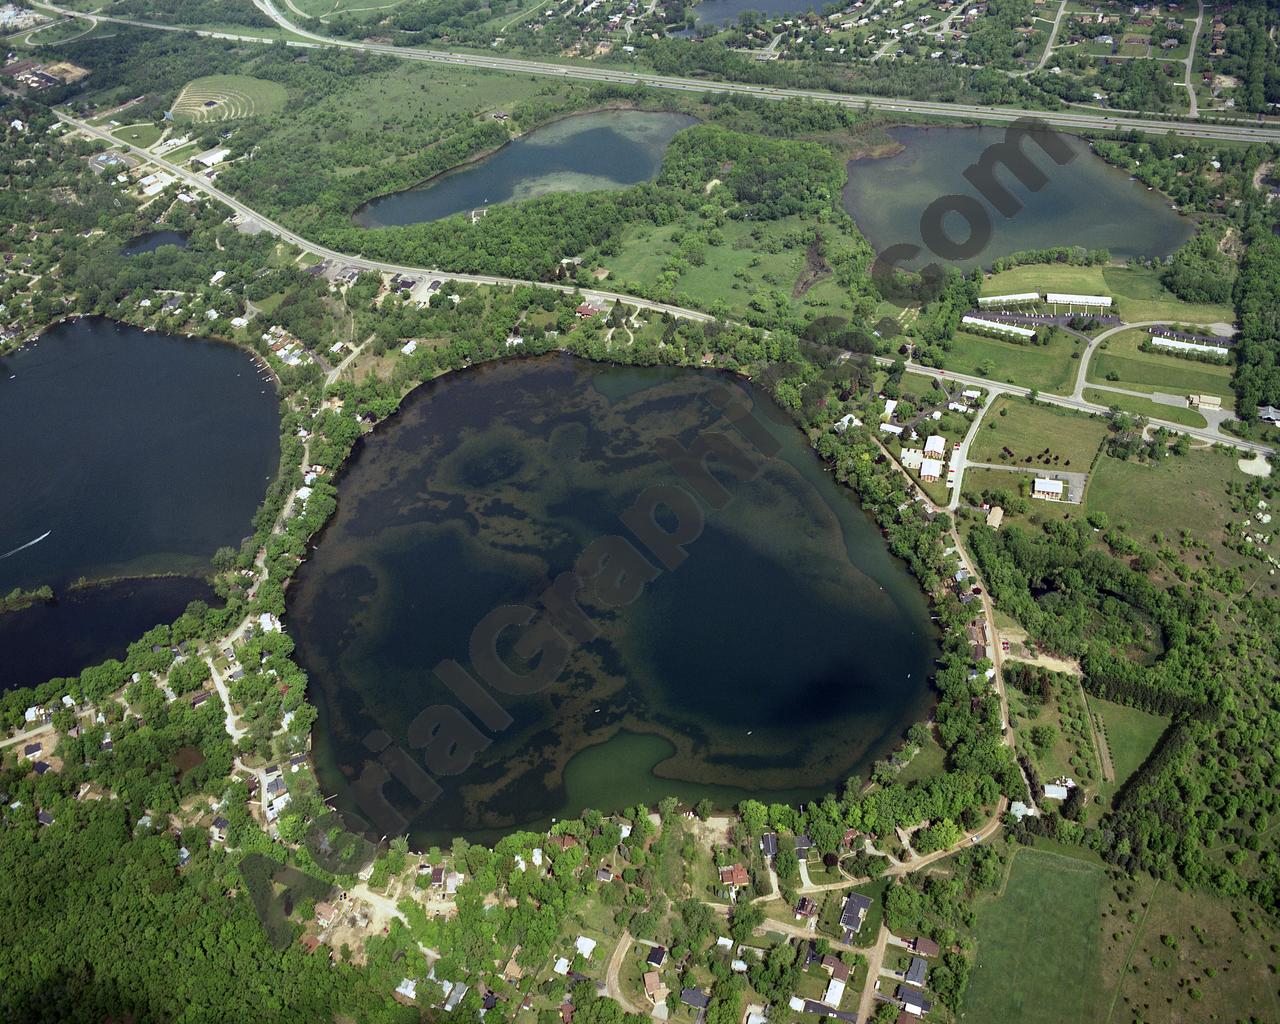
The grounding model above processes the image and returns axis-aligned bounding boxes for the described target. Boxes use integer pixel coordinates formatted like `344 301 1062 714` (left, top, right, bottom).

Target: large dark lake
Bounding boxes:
354 110 695 228
288 355 937 845
0 317 280 688
843 126 1194 271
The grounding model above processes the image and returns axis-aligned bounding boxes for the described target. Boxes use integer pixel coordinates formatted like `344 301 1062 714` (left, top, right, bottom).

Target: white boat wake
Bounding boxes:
0 530 50 560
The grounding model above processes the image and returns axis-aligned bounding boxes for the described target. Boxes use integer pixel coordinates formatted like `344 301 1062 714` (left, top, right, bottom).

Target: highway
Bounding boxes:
33 0 1280 145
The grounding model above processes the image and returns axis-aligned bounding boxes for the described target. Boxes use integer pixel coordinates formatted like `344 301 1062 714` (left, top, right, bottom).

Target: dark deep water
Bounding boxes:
0 576 216 690
842 126 1195 272
121 230 190 256
354 111 695 227
0 317 279 689
288 355 938 845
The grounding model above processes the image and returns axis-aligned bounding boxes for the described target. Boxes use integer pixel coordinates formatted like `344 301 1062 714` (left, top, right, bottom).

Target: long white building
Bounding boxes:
977 292 1039 306
1044 292 1112 308
961 315 1037 340
1151 335 1230 358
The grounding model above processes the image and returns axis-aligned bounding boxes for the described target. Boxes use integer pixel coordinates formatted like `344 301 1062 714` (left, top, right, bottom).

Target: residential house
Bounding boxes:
839 892 873 941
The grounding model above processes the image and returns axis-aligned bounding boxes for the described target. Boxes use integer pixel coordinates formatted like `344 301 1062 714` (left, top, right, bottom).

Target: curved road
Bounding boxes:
32 0 1280 144
58 112 713 322
62 107 1276 457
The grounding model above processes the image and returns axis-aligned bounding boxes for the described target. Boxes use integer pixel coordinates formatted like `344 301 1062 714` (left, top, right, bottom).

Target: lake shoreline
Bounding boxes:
352 107 697 227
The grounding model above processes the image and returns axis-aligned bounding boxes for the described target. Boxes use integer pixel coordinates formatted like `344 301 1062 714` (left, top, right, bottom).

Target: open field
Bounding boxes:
971 396 1108 470
980 264 1235 324
112 122 164 148
292 0 410 15
965 848 1110 1024
1102 879 1280 1024
606 216 853 322
941 329 1083 394
170 75 288 123
1086 446 1271 572
1082 388 1209 428
1088 328 1235 404
1086 695 1168 797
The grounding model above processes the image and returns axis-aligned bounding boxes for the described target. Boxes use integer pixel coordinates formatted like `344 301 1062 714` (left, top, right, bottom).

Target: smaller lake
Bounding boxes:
121 230 190 256
693 0 821 27
354 110 696 228
843 126 1195 272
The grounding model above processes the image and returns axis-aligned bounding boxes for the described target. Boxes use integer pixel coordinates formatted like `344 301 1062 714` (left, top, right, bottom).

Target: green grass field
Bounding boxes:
941 329 1083 394
292 0 410 15
965 848 1110 1024
1085 446 1267 572
1102 880 1280 1024
1087 695 1168 795
980 264 1235 324
971 396 1108 470
170 74 288 123
1082 388 1208 428
606 216 853 322
113 122 164 148
1088 328 1234 405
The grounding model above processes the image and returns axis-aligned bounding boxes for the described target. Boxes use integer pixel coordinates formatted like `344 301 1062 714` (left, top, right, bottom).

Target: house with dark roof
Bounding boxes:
895 985 931 1016
21 742 41 758
210 816 229 842
37 809 54 826
839 892 873 941
793 833 813 853
680 988 710 1010
903 956 927 987
910 936 940 958
760 832 778 858
646 945 666 967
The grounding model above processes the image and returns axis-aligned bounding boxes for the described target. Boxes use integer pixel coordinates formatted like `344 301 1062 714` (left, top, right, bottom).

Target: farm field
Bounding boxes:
940 329 1083 394
1082 388 1209 428
980 264 1235 324
970 396 1108 470
1088 328 1235 404
170 75 288 123
965 848 1111 1024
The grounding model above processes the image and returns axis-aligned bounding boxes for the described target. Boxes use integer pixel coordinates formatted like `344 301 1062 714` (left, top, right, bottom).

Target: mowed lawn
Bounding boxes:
970 396 1108 470
1082 388 1208 428
940 329 1083 393
1088 328 1235 405
980 264 1234 324
965 848 1110 1024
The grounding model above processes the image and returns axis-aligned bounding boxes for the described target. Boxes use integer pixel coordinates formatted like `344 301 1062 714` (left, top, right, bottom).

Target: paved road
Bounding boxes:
886 358 1274 456
32 0 1280 144
59 110 1275 463
58 112 714 322
1184 0 1205 118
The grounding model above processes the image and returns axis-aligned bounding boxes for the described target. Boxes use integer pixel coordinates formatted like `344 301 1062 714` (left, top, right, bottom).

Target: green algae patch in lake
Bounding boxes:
842 126 1194 272
288 356 937 845
353 110 696 228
